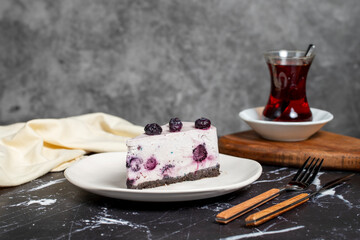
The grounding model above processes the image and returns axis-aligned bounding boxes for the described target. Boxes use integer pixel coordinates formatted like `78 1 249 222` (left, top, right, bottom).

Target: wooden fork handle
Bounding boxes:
216 188 281 224
245 193 310 227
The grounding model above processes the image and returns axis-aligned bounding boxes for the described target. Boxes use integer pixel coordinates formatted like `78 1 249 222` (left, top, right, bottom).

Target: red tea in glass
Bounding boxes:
263 50 315 121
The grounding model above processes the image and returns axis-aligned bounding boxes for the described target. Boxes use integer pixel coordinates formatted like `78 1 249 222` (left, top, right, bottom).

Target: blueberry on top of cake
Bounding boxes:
125 118 220 189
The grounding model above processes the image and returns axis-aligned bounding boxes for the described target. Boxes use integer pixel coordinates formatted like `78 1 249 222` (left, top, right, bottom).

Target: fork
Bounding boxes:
215 157 324 224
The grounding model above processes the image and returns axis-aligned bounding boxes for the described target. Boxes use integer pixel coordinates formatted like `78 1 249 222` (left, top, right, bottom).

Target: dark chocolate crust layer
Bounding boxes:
127 164 220 189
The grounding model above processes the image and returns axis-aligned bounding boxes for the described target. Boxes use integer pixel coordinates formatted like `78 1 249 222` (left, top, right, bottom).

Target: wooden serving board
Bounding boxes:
219 130 360 172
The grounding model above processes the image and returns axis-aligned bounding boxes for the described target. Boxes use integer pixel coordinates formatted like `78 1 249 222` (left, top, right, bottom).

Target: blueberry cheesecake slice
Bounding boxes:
125 118 220 189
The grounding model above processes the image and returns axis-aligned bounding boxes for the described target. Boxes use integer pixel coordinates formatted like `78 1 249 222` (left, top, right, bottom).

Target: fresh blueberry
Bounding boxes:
193 144 208 162
169 117 183 132
145 157 157 170
128 157 142 172
144 123 162 135
195 117 211 129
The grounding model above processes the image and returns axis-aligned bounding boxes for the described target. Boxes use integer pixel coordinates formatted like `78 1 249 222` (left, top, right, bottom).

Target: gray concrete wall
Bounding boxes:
0 0 359 137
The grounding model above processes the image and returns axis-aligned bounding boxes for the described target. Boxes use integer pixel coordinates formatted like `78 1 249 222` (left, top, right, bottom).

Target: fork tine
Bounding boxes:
301 158 320 183
305 158 324 185
296 157 316 182
291 156 311 182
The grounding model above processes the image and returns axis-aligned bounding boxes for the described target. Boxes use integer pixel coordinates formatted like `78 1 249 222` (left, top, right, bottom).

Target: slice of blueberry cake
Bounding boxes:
125 118 220 189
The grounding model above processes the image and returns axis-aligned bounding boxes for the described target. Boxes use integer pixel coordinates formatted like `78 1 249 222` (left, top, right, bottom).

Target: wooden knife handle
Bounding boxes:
245 193 310 227
216 188 281 224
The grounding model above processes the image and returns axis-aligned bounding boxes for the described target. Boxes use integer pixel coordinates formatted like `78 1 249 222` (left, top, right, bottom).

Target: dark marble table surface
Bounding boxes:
1 163 359 239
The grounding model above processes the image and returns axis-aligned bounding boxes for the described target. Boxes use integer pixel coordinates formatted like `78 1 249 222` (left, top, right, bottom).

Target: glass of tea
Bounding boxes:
262 50 315 122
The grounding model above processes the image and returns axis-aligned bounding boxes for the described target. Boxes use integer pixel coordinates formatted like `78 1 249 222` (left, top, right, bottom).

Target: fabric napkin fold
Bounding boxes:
0 112 143 187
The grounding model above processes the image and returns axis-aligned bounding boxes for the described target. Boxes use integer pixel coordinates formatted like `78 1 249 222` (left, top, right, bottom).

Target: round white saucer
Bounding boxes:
239 107 334 142
64 152 262 202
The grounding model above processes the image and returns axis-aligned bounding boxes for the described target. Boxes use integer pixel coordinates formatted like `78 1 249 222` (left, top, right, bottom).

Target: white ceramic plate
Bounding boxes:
239 106 334 142
64 152 262 202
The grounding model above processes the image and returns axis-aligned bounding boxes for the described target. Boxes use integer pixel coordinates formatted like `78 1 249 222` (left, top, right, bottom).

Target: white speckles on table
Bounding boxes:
220 225 305 240
7 198 57 207
28 178 66 192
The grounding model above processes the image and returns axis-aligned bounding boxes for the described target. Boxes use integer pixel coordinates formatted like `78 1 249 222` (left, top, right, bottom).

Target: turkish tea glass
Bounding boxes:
262 50 315 122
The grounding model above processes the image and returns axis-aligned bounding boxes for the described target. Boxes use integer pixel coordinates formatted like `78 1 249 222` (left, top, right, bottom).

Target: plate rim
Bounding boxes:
64 152 262 200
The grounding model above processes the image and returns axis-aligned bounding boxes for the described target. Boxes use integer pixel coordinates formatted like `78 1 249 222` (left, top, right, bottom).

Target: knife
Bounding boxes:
245 174 354 227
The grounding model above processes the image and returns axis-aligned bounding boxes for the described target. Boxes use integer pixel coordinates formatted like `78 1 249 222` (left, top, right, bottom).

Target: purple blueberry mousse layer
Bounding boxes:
126 164 220 189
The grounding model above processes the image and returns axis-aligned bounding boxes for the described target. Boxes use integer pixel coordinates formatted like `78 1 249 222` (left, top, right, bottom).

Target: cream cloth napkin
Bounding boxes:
0 113 143 187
